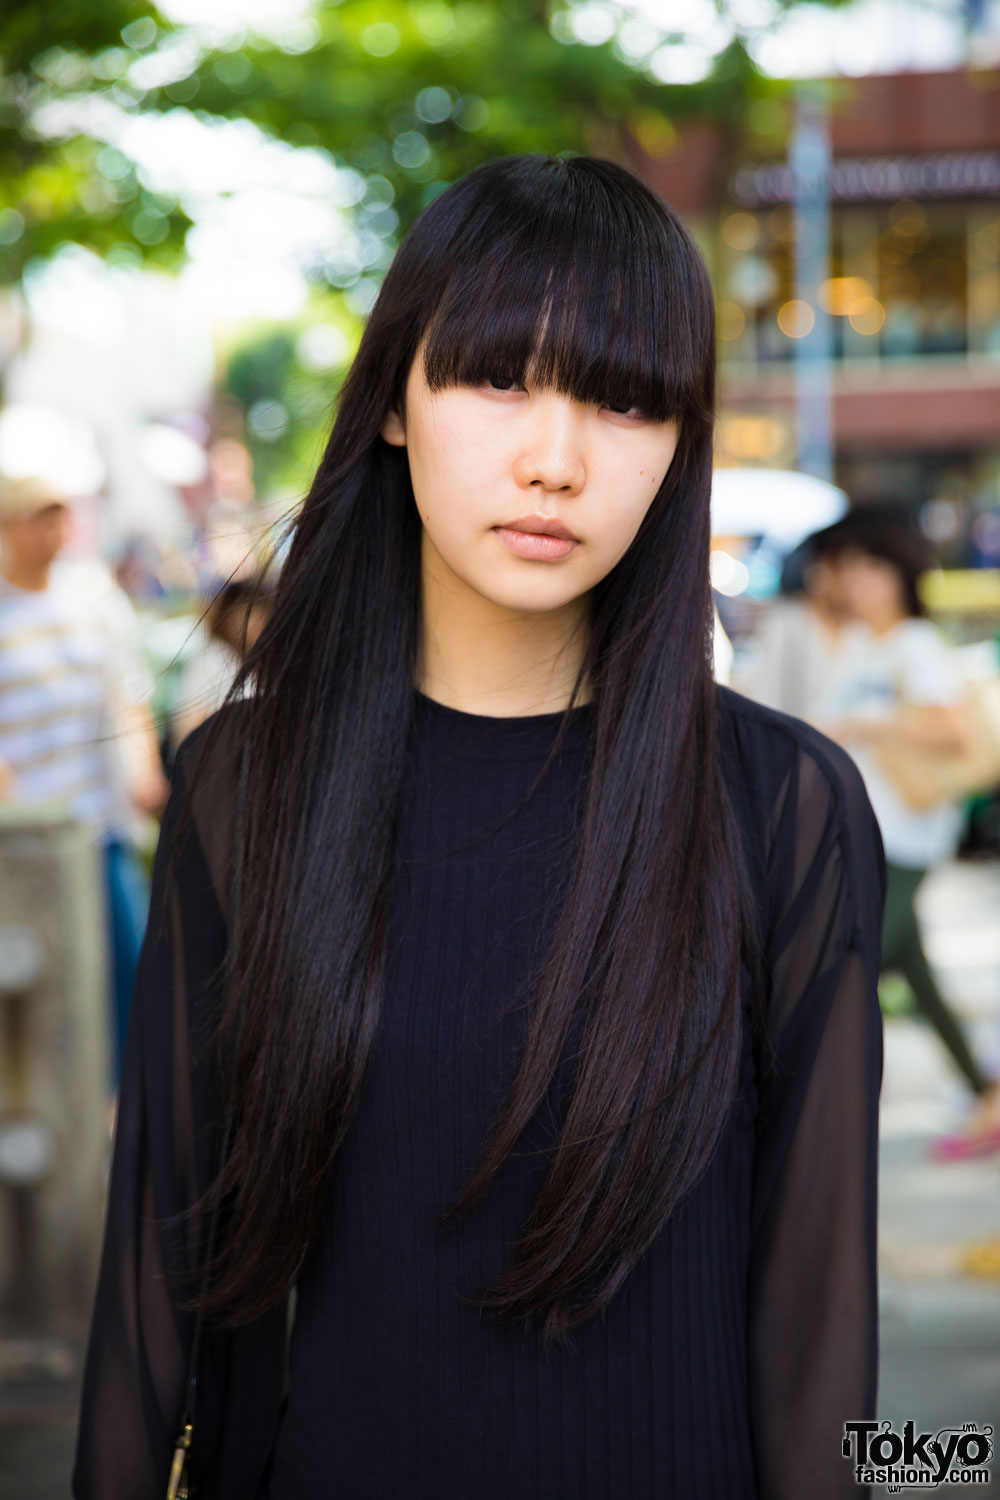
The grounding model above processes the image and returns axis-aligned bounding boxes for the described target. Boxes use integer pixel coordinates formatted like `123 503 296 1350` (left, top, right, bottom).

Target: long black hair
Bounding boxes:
184 153 763 1342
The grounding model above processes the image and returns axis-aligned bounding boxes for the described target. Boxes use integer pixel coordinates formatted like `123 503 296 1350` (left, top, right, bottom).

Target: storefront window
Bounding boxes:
718 199 999 367
878 203 966 357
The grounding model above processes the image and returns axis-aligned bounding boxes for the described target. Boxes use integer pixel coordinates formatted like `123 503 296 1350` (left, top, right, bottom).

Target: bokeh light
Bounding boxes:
777 299 815 338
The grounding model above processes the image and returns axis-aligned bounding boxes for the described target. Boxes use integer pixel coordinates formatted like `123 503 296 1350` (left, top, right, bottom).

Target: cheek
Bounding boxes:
861 567 890 602
632 431 677 496
411 423 505 528
604 451 669 535
880 571 902 604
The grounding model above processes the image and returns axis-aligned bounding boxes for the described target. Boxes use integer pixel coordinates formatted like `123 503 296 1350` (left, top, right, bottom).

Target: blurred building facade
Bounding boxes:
634 67 1000 568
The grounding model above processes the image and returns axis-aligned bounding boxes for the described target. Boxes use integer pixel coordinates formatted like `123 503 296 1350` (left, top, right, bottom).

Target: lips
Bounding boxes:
492 523 579 562
497 515 579 542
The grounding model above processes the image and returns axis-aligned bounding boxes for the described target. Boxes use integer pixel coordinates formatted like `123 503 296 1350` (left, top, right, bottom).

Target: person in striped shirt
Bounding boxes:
0 473 168 1090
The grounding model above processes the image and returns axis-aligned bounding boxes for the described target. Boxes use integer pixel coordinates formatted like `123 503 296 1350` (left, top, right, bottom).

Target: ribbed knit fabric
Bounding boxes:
73 685 886 1500
260 690 758 1498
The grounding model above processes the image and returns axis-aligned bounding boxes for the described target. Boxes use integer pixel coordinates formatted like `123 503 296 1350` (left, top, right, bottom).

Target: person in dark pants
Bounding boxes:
816 517 996 1124
880 861 989 1095
103 834 154 1080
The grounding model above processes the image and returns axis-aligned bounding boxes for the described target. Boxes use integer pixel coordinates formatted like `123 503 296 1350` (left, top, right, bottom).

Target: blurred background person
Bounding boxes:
812 516 999 1139
171 575 273 753
0 473 168 1095
732 519 867 720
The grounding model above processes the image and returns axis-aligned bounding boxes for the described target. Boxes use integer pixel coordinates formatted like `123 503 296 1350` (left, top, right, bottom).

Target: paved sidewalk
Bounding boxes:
876 858 1000 1496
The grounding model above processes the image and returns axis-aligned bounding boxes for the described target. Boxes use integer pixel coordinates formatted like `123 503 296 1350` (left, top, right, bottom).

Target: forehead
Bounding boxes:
838 547 895 572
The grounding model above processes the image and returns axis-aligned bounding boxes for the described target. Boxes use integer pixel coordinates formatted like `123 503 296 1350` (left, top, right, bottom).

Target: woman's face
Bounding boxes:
381 343 680 617
837 548 906 622
803 555 849 614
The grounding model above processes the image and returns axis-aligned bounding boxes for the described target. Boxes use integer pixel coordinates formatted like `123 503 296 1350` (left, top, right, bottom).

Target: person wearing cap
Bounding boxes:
0 473 168 1092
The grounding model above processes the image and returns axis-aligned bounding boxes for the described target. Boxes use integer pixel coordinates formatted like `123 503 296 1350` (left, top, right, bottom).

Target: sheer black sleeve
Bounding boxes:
71 742 228 1497
747 730 886 1500
72 721 287 1499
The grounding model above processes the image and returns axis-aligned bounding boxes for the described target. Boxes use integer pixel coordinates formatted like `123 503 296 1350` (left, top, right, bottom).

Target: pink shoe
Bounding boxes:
930 1121 1000 1162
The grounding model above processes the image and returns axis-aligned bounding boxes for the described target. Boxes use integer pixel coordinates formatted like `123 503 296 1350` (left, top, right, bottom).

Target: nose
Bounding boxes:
511 392 586 496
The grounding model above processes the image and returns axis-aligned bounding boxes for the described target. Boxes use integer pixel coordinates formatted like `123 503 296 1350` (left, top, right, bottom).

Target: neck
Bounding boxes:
417 533 591 716
0 556 52 592
868 606 908 637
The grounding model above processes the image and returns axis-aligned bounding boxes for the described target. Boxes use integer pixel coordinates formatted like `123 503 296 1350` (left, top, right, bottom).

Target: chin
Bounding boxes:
481 580 584 615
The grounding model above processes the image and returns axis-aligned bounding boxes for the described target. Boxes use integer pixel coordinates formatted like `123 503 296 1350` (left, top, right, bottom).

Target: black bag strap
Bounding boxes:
168 739 250 1499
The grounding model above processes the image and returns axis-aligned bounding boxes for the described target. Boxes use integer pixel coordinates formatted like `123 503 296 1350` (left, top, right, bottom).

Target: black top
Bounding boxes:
73 686 886 1500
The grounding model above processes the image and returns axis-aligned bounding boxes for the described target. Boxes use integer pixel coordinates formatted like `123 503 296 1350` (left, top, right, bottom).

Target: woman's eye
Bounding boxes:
483 377 523 393
604 402 643 418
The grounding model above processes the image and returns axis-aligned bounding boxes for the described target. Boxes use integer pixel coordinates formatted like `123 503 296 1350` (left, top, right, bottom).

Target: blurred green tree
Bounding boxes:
221 308 353 499
0 0 820 283
0 1 193 277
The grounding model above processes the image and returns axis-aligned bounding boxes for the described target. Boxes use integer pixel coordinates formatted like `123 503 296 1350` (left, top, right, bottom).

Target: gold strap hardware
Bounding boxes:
166 1422 193 1500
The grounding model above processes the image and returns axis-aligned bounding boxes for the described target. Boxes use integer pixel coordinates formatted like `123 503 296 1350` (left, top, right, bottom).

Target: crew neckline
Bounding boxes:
414 688 592 725
412 687 593 762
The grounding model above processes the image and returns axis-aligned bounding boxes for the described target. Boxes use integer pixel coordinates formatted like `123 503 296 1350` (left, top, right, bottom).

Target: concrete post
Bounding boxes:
0 807 108 1359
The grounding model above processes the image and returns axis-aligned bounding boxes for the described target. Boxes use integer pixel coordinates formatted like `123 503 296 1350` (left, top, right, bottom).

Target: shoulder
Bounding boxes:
173 698 251 829
897 615 941 643
717 686 885 935
889 615 952 662
49 562 125 621
167 700 252 915
895 616 953 661
717 684 869 818
175 698 250 775
893 617 963 697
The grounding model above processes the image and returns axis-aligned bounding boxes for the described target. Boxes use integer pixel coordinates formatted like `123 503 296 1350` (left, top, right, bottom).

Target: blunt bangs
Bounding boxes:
419 156 714 427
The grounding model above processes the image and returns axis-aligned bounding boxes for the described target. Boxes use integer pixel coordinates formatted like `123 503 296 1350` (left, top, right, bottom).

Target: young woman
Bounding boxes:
74 154 886 1500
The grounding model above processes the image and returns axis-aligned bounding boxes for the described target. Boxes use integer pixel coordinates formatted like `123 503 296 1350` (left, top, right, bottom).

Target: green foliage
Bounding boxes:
219 296 363 498
0 0 819 282
0 1 183 279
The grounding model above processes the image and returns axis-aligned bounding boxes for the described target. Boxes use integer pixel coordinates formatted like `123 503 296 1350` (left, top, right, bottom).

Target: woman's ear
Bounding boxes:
381 408 406 447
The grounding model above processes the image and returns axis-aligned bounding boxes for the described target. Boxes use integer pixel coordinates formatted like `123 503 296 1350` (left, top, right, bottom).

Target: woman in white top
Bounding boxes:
816 518 994 1108
734 523 868 723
